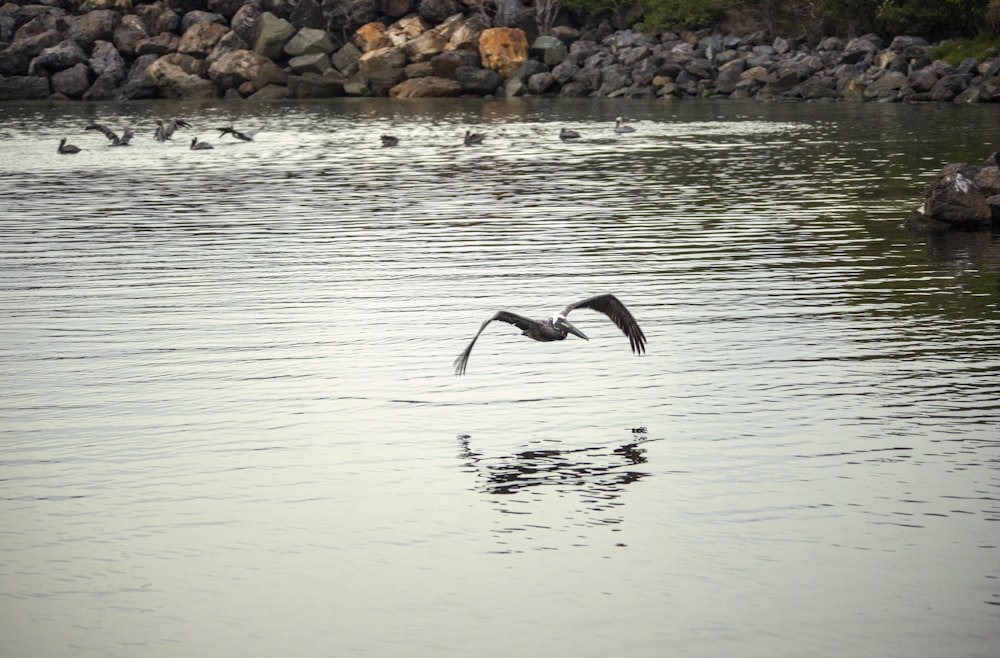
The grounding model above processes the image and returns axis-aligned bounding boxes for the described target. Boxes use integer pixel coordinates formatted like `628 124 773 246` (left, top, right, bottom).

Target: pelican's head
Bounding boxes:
554 314 588 340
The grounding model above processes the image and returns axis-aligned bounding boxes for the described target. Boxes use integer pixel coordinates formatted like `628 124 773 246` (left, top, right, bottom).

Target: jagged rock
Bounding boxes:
479 27 527 78
930 74 967 101
79 0 132 10
208 0 244 20
112 15 148 56
229 4 260 44
135 33 180 57
247 83 289 100
975 166 1000 196
178 21 227 57
400 25 447 62
147 52 217 98
386 15 426 47
83 71 119 99
418 0 460 24
381 0 413 19
288 52 331 74
89 39 127 82
389 75 460 97
208 48 285 90
290 0 326 31
67 9 120 50
456 65 499 94
33 40 88 74
51 62 92 97
917 164 993 228
444 14 486 51
504 58 546 96
715 57 743 94
355 22 390 52
181 10 226 33
430 48 479 78
404 61 434 77
254 12 294 60
114 52 158 99
359 45 407 94
288 72 345 97
332 42 362 75
0 75 50 100
284 27 333 57
136 3 180 35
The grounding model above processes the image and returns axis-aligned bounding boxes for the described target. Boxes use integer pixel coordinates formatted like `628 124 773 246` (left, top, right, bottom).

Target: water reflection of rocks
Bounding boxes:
458 429 653 551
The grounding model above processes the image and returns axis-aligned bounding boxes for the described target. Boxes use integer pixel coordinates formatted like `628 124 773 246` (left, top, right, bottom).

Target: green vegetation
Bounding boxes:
558 0 1000 40
928 36 1000 64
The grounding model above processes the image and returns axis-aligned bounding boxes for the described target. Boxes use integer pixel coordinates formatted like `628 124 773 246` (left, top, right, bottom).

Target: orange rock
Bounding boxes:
478 27 527 78
355 22 389 53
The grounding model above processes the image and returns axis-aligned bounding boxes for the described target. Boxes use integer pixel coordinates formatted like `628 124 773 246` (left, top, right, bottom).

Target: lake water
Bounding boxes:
1 96 998 657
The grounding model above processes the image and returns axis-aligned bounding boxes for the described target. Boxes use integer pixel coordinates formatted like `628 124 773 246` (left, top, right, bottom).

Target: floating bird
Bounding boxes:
155 117 191 142
57 137 80 154
559 128 581 140
464 130 485 146
454 294 646 375
190 137 213 150
218 125 256 142
614 117 636 133
381 134 399 147
86 123 133 146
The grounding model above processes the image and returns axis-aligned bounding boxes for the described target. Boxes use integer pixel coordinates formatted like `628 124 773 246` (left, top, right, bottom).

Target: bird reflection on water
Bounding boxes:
458 430 653 548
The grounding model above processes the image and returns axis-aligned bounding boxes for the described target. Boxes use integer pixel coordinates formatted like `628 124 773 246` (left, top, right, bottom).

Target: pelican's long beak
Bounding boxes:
559 318 588 341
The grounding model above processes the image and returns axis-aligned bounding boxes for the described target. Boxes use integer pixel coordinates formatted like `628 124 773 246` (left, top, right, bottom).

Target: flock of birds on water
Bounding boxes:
56 116 638 154
54 115 646 375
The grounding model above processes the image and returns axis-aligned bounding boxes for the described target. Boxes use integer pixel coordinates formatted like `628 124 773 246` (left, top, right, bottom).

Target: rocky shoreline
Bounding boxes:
1 1 999 103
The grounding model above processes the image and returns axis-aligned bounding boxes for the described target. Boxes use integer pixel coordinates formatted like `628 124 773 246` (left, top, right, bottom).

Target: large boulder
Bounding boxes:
51 62 93 97
254 12 294 60
33 40 89 74
284 27 333 57
114 52 159 99
135 33 180 57
66 10 120 51
113 15 149 56
0 75 50 100
389 75 461 97
89 39 127 82
359 45 407 94
208 48 286 90
147 52 217 98
178 21 228 57
479 27 527 77
914 164 994 229
355 22 390 52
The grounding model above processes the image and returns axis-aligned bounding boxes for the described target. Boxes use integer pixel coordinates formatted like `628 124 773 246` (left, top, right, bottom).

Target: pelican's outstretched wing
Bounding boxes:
85 123 118 142
454 310 537 375
562 294 646 354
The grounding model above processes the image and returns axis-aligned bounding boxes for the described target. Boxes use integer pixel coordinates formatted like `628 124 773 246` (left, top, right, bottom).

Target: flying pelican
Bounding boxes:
614 117 636 133
218 125 256 141
559 128 581 140
57 137 80 154
155 117 191 142
464 130 485 146
381 134 399 147
86 123 133 146
454 294 646 375
190 137 213 150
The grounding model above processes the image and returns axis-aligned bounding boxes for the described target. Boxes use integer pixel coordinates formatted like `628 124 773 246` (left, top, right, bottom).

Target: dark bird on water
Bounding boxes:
614 117 636 133
381 134 400 147
464 130 485 146
155 117 191 142
86 123 133 146
218 125 256 141
190 137 213 150
454 294 646 375
58 137 80 154
559 128 581 140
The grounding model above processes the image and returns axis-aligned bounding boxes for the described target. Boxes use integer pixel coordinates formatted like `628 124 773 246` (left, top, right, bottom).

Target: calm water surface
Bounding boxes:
1 97 999 657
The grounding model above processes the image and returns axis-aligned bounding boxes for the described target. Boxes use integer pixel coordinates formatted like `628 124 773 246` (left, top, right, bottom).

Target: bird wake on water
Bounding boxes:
453 294 646 375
